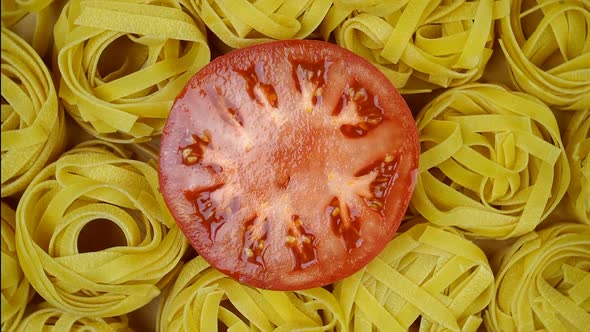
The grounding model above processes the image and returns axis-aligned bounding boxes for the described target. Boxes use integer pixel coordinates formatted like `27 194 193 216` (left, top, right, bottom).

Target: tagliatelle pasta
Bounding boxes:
411 83 570 238
194 0 333 49
159 255 347 331
565 110 590 224
1 202 33 332
1 27 66 197
15 302 133 332
15 141 189 317
499 0 590 111
4 0 590 330
0 0 62 56
334 222 494 332
485 223 590 332
320 0 509 93
54 0 210 143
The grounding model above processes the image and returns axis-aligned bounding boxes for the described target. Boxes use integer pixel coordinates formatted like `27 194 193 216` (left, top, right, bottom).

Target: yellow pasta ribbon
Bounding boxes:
565 110 590 224
1 202 33 332
15 302 133 331
499 0 590 111
320 0 509 93
15 141 189 317
0 0 62 56
159 255 347 331
411 83 570 239
334 222 494 332
195 0 333 49
54 0 210 143
485 223 590 332
1 27 66 197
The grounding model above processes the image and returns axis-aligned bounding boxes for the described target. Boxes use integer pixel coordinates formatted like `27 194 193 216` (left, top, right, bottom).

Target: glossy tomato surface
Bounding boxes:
159 40 419 290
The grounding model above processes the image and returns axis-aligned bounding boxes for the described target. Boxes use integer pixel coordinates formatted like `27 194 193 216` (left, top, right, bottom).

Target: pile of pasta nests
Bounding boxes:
1 0 589 331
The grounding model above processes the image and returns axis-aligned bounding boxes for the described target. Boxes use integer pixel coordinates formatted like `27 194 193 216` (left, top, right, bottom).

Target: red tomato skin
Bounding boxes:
159 40 419 290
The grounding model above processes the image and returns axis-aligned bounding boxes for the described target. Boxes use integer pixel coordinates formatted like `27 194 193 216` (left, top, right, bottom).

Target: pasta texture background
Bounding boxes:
0 0 62 56
411 84 570 239
0 0 589 330
1 27 66 197
15 302 133 332
194 0 333 49
484 223 590 332
333 222 494 332
159 255 347 331
321 0 510 93
565 110 590 225
1 202 33 332
499 0 590 111
54 0 210 143
15 141 188 317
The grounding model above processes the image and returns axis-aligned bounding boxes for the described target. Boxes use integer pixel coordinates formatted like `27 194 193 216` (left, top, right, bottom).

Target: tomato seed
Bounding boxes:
199 133 210 143
291 60 330 102
328 198 363 253
240 216 268 268
183 185 226 240
331 207 340 217
334 81 386 139
353 89 368 102
237 64 279 108
287 215 317 271
182 148 192 159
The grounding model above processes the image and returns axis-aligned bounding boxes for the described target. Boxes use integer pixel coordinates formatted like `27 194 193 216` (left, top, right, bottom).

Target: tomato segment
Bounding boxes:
159 40 419 290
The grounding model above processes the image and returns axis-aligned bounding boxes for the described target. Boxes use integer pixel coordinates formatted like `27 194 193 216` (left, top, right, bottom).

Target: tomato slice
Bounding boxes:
159 40 419 290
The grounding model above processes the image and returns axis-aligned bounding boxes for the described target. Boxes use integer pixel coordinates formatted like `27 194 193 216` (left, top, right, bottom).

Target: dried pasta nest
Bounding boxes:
194 0 333 49
1 27 66 197
159 255 346 331
15 302 133 332
54 0 211 143
1 202 34 332
411 83 570 239
484 223 590 332
564 110 589 224
0 0 61 56
320 0 509 93
15 141 188 317
499 0 590 111
333 222 494 332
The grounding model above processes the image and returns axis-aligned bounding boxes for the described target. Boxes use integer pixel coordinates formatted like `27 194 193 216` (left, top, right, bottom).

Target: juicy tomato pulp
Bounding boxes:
159 40 419 290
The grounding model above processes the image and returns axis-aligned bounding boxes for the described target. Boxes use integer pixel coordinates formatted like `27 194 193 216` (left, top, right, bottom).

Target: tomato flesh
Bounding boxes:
159 40 419 290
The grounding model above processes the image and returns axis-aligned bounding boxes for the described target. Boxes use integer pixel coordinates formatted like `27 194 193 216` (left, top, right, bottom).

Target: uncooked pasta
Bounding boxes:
1 27 66 197
2 1 589 331
565 110 589 224
53 0 210 143
15 302 133 332
499 0 590 111
0 0 61 56
485 223 590 332
1 202 33 332
333 222 494 331
411 84 570 238
159 255 347 331
15 142 188 317
321 0 509 92
194 0 333 48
